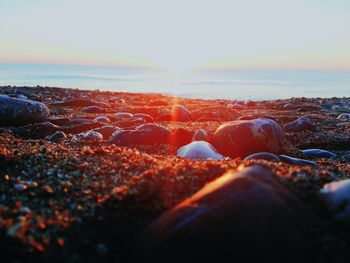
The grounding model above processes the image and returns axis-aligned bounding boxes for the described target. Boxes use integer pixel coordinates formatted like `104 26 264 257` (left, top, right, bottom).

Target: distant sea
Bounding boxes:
1 63 350 100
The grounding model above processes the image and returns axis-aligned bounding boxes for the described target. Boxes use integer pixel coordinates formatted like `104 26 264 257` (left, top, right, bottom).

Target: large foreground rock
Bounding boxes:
0 95 50 126
135 165 311 263
213 118 284 158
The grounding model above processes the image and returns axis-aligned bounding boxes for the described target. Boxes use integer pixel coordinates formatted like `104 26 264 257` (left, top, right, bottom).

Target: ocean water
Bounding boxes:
1 63 350 100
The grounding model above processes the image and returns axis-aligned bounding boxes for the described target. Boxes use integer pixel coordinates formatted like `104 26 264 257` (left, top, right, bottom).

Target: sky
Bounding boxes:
0 0 350 71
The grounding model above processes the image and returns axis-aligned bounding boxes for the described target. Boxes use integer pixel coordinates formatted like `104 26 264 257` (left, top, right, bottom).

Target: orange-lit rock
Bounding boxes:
213 118 284 158
136 165 310 263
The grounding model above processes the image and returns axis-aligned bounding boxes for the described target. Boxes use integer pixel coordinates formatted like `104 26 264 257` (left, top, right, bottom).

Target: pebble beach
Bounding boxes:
1 86 350 262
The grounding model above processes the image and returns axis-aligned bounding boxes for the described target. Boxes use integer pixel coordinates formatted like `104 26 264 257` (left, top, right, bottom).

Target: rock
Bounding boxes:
244 152 280 161
82 106 105 113
279 155 318 166
93 126 120 139
47 131 67 142
0 95 50 126
94 116 110 123
133 113 154 123
176 141 223 160
191 105 240 121
283 117 315 132
136 166 310 263
337 113 350 120
192 129 208 142
213 118 284 158
72 131 103 142
320 179 350 220
115 112 133 120
64 118 94 127
171 105 191 122
109 123 174 146
302 149 337 159
171 128 192 147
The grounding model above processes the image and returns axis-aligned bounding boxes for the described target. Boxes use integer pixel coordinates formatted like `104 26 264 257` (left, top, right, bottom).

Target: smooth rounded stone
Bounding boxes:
302 149 337 159
170 128 192 147
176 141 223 160
94 116 110 123
320 179 350 220
171 104 191 122
41 121 60 128
64 118 94 127
72 131 103 142
136 166 310 263
337 113 350 120
0 95 50 126
279 155 318 166
192 129 208 142
332 105 349 111
213 118 284 158
115 112 133 120
133 113 154 123
94 126 120 139
82 106 105 113
110 123 174 146
46 131 67 142
244 152 280 162
283 117 315 132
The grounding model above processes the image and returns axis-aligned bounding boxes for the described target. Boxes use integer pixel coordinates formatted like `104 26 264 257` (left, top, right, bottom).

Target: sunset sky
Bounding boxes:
1 0 350 71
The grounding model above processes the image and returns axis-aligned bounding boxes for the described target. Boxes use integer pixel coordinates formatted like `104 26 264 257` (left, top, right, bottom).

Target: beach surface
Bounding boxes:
1 86 350 262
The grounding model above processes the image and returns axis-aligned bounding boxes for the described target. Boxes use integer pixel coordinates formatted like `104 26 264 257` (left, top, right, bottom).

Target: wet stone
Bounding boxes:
0 95 50 126
94 116 110 123
133 113 154 123
302 149 337 159
47 131 67 142
109 123 174 146
279 155 318 166
82 106 105 113
320 179 350 221
72 130 103 142
213 118 284 158
176 141 224 160
64 118 94 127
244 152 280 162
283 117 315 132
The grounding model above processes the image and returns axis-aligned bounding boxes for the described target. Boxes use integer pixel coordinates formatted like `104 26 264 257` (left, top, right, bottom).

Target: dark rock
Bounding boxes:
171 105 191 122
283 117 315 132
47 131 67 142
64 118 94 127
279 155 318 166
94 116 110 123
82 106 105 113
213 118 284 158
93 126 120 140
136 166 311 263
177 141 223 160
0 95 50 126
109 123 174 146
302 149 337 159
244 152 280 161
